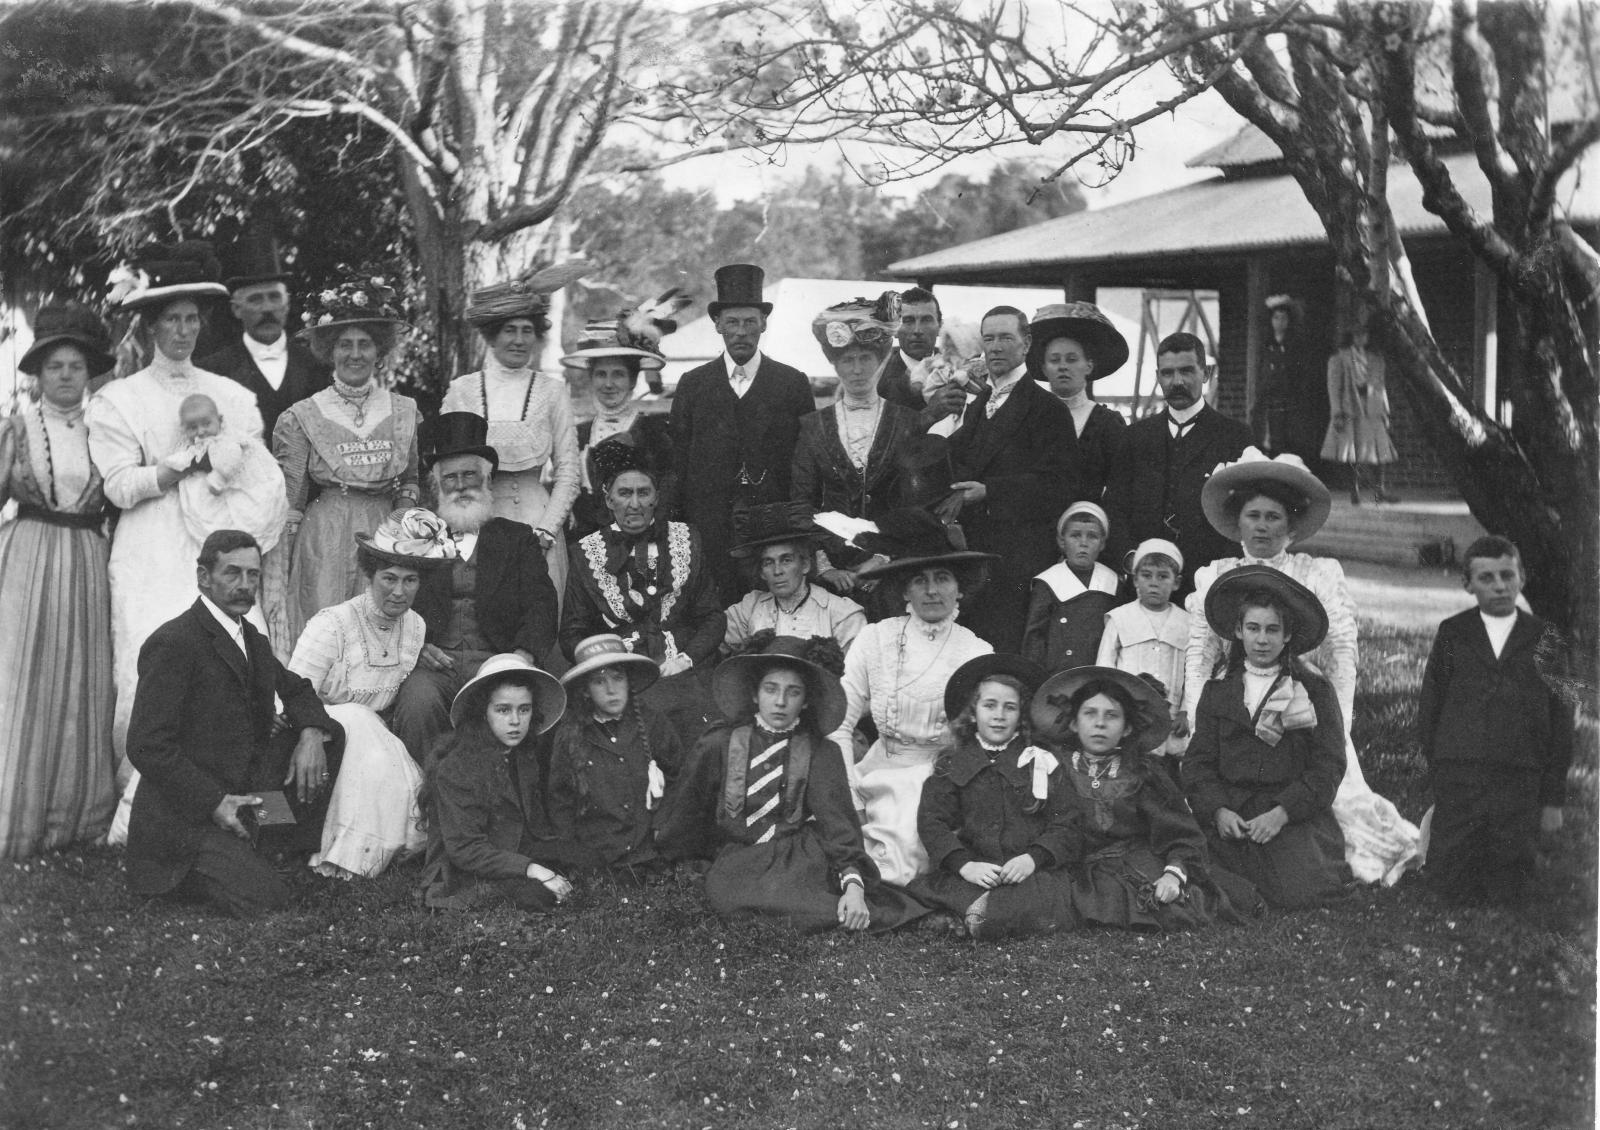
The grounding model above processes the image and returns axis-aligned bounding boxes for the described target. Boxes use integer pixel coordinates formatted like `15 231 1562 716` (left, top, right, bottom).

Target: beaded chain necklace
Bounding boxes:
333 377 377 427
884 611 957 751
480 370 538 422
353 592 400 665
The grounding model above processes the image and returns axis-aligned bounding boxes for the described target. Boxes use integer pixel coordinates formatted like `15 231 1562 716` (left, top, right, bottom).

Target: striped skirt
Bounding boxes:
0 514 116 858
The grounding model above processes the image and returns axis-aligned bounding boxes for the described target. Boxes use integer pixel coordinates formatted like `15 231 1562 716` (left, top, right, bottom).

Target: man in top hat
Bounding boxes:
198 230 331 439
875 286 969 429
389 412 560 761
669 264 815 606
1104 331 1253 596
723 502 866 654
934 306 1076 651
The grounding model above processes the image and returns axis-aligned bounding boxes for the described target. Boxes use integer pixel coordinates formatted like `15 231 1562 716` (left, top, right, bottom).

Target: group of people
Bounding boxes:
0 243 1572 931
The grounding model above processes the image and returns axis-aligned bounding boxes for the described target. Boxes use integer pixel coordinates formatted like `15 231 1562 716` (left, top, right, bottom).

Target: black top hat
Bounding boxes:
895 434 960 510
729 501 819 559
419 411 499 474
223 229 294 290
18 304 115 377
707 263 773 319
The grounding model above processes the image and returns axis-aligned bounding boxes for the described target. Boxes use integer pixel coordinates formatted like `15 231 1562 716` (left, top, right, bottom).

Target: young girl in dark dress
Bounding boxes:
1182 566 1353 909
909 655 1080 938
417 655 575 911
656 635 928 932
540 634 683 877
1029 666 1257 933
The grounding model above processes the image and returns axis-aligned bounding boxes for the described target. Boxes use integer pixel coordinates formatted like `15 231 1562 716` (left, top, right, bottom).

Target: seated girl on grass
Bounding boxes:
1182 566 1353 909
908 654 1079 938
417 655 575 912
656 635 928 933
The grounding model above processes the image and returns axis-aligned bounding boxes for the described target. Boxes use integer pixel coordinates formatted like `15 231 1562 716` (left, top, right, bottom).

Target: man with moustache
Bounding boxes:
124 530 343 917
670 264 814 606
1104 332 1253 596
390 412 560 760
935 306 1076 650
876 286 969 429
198 231 331 438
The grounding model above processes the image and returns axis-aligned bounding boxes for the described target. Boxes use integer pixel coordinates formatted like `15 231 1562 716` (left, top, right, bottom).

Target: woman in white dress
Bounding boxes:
828 510 996 886
442 265 586 598
87 244 269 841
1184 448 1422 885
288 508 458 878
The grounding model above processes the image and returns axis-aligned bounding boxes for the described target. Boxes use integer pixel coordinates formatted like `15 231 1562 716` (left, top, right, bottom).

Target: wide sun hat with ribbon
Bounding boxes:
712 634 848 734
1026 302 1130 380
108 241 230 312
354 508 460 571
560 633 660 693
450 653 567 733
942 653 1046 723
1201 446 1332 545
811 291 899 355
1031 666 1173 754
18 304 116 377
1202 563 1329 656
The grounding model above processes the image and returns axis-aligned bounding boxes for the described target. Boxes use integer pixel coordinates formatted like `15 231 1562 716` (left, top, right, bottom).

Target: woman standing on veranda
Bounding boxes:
442 265 586 600
0 306 118 857
87 243 267 843
1321 315 1399 505
274 272 420 647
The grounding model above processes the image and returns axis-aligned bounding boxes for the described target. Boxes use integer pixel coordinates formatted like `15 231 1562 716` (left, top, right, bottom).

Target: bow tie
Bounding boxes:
251 339 287 358
601 524 657 576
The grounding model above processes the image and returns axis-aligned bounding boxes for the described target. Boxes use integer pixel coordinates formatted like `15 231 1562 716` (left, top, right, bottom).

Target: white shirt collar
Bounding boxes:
1167 400 1205 426
723 350 763 379
243 332 287 360
199 594 249 655
990 363 1027 397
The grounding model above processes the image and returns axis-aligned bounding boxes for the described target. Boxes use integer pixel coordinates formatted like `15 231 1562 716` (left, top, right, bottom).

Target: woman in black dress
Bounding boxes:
1027 302 1128 505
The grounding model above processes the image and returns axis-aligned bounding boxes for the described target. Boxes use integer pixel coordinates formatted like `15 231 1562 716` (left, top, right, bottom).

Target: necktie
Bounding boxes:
986 386 1008 419
1170 416 1194 440
732 365 749 395
744 733 787 844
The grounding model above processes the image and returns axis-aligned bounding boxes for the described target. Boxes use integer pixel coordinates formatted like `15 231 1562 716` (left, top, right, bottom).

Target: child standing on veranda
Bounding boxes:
1022 501 1120 671
1418 536 1574 905
1098 538 1192 763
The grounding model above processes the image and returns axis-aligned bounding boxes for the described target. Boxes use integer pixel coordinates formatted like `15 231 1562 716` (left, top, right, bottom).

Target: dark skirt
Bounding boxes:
640 668 720 753
705 826 929 933
905 869 1071 934
1203 808 1352 909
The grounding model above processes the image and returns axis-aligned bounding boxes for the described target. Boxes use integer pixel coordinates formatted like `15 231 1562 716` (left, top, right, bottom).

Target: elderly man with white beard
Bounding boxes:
390 412 559 761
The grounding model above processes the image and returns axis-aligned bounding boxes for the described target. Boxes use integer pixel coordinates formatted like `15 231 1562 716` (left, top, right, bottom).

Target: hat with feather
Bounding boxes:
465 261 591 333
589 435 661 490
712 633 848 733
812 291 899 358
108 241 230 312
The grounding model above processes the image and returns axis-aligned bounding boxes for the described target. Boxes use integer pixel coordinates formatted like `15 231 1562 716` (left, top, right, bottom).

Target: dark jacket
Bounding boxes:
412 517 559 657
198 337 331 440
1068 401 1127 504
918 738 1079 873
790 401 924 567
669 354 814 601
1102 405 1253 585
559 521 726 664
875 350 923 411
948 377 1077 649
418 735 543 910
1418 609 1574 805
125 600 340 894
1183 668 1345 824
540 705 685 871
1059 752 1209 874
569 413 675 543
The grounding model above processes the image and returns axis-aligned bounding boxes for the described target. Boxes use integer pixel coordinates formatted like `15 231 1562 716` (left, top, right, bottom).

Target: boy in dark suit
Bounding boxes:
1418 536 1574 905
125 531 343 917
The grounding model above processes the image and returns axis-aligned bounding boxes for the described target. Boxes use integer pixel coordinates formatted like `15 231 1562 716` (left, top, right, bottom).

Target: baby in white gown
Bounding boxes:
168 393 287 549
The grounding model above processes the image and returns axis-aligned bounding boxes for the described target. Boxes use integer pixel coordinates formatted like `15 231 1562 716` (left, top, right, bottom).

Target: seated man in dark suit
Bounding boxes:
1103 332 1254 596
391 412 560 760
125 530 343 918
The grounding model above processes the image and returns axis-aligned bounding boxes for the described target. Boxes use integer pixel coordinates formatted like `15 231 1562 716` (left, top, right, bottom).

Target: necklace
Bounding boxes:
334 377 377 427
354 593 400 664
1076 751 1120 790
886 614 957 750
773 584 812 618
480 370 538 422
35 404 59 507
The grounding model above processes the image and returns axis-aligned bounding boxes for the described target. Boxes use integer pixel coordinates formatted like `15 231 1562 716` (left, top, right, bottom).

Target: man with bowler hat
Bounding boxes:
199 229 331 438
670 264 814 606
389 412 560 760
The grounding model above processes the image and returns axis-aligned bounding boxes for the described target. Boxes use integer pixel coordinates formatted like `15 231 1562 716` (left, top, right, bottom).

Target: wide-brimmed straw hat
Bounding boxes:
560 634 660 694
811 292 898 356
1026 302 1129 380
1202 564 1329 655
18 304 115 377
353 508 460 572
450 653 566 733
109 242 230 312
943 654 1046 722
560 320 666 370
852 509 998 583
1201 447 1332 545
1031 665 1173 754
712 635 848 734
464 261 591 329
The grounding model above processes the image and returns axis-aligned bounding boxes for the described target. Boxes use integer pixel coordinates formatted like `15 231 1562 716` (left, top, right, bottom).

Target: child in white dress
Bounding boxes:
1098 538 1191 765
169 393 288 550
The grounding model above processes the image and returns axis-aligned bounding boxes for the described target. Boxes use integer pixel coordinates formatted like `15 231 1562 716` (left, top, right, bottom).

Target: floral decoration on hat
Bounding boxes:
811 291 899 354
299 268 406 330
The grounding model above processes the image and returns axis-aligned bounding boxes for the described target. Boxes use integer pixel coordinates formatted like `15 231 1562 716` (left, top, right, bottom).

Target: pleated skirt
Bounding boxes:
0 516 116 858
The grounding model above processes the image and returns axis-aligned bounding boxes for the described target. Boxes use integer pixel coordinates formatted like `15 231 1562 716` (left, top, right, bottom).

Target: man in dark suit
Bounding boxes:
391 412 560 760
936 306 1077 650
670 263 814 605
1103 332 1254 594
125 530 343 918
877 286 968 429
198 232 331 439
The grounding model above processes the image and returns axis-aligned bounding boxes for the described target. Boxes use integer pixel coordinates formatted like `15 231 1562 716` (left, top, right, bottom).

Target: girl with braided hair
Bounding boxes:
539 634 684 877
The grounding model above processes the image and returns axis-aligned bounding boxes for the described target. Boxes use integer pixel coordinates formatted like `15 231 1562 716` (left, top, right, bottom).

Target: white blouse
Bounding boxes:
288 593 426 712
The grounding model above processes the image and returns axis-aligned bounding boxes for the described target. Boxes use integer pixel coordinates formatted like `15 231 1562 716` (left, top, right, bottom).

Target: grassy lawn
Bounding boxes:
3 623 1593 1130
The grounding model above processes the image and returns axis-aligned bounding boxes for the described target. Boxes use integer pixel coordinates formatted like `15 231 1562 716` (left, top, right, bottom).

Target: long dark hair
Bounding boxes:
1060 677 1162 778
1220 590 1315 680
416 698 542 832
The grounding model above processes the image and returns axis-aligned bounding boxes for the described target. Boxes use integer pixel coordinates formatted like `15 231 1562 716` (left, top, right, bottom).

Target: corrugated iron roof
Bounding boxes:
886 150 1598 279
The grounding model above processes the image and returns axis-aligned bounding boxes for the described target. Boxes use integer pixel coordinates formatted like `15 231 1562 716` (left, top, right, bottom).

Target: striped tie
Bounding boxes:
744 735 787 844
